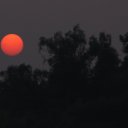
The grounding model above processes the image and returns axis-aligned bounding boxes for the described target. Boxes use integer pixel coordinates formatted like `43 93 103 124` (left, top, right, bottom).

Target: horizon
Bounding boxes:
0 0 128 70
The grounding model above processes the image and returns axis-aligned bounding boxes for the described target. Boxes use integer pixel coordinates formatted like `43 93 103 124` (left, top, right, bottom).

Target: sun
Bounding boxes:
1 34 24 56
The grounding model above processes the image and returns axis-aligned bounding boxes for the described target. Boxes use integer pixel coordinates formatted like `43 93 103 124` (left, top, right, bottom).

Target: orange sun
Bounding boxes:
1 34 24 56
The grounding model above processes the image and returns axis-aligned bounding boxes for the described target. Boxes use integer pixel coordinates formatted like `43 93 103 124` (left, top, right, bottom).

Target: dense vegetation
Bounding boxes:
0 25 128 127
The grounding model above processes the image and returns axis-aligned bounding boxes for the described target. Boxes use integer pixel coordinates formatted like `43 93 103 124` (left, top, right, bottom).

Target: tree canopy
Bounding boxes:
0 25 128 127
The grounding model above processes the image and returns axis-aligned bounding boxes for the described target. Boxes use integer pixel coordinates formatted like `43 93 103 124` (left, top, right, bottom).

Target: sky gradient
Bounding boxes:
0 0 128 70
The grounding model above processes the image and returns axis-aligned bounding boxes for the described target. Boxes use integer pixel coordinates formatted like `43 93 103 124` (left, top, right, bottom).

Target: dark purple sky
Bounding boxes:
0 0 128 70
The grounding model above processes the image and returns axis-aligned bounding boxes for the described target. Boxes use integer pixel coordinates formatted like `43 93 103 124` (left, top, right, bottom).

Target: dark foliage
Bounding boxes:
0 25 128 127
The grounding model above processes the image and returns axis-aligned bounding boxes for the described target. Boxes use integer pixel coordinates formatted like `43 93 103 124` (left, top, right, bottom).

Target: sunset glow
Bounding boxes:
1 34 24 56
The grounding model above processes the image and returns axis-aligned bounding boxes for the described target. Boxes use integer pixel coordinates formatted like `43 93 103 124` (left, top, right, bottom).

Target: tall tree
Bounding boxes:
39 25 89 105
88 33 119 98
119 33 128 89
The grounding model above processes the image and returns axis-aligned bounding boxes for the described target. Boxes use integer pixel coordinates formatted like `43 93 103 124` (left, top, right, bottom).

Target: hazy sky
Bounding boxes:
0 0 128 70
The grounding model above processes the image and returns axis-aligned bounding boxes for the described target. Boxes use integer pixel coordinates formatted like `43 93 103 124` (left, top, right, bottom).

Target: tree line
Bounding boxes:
0 25 128 127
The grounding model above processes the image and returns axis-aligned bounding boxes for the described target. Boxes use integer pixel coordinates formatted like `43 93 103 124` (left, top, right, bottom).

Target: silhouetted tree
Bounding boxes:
119 33 128 90
39 25 91 106
88 33 120 98
0 25 127 128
